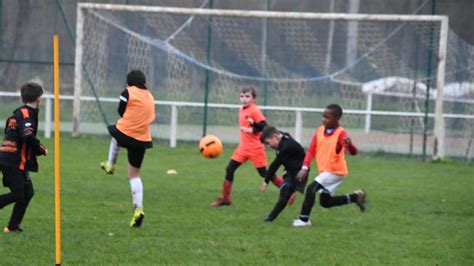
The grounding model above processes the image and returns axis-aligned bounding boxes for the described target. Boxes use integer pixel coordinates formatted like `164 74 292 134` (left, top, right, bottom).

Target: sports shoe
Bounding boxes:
288 192 296 205
264 216 274 222
3 227 23 233
292 219 312 227
354 189 366 212
210 198 231 207
130 208 145 228
100 161 116 175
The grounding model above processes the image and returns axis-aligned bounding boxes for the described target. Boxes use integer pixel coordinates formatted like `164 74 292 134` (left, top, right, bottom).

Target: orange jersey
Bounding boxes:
237 103 266 151
314 126 348 176
116 86 155 142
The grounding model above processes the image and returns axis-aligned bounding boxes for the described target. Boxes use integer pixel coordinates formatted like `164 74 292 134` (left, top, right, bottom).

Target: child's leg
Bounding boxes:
127 148 146 227
266 184 295 222
8 175 34 230
101 138 120 174
0 167 20 209
252 151 284 188
108 138 120 164
127 148 145 209
319 189 366 212
298 181 323 222
256 167 284 187
319 191 357 208
315 172 366 211
211 160 241 207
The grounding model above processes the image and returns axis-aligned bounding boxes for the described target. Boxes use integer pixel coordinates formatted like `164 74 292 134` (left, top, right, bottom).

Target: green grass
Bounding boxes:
1 135 473 265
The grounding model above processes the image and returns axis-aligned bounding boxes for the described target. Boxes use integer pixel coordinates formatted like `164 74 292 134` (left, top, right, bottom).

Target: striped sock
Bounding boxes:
299 215 309 222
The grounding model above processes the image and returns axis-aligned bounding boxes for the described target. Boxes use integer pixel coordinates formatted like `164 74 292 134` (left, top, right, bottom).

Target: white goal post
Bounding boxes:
74 3 449 159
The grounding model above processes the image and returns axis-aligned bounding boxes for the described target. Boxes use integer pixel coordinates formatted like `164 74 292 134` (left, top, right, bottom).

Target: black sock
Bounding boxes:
299 182 322 222
320 193 353 208
350 193 357 202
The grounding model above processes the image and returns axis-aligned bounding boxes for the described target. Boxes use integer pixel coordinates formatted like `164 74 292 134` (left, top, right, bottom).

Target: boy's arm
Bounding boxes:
17 110 46 155
265 156 283 184
338 131 357 155
250 120 267 133
251 107 267 133
297 133 317 181
302 133 317 169
117 89 129 117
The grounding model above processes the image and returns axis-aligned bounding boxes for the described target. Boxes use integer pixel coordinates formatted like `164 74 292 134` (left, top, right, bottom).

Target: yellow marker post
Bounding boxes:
53 35 61 266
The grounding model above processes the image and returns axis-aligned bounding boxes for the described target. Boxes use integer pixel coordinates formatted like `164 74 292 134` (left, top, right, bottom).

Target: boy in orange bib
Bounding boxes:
211 87 286 207
100 70 155 228
292 104 366 227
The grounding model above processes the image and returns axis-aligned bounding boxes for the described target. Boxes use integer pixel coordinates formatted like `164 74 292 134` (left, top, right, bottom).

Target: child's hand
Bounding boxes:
297 169 308 182
260 182 268 192
240 126 253 133
39 144 48 156
344 137 352 146
246 117 254 125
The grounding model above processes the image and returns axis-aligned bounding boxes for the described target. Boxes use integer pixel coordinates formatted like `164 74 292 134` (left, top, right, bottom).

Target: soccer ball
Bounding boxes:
199 135 223 158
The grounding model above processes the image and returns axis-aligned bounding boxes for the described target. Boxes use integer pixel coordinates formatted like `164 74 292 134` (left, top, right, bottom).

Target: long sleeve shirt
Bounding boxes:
265 132 306 192
0 105 46 172
302 125 357 170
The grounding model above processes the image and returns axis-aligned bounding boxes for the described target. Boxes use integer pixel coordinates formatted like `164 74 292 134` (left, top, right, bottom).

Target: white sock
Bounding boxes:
129 177 143 209
108 138 120 164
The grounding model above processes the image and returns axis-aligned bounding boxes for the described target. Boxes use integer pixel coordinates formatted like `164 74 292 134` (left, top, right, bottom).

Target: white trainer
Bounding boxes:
292 219 312 227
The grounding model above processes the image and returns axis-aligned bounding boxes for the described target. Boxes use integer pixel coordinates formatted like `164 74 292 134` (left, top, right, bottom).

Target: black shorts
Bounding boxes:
108 124 151 168
108 125 153 150
283 171 307 193
127 148 145 168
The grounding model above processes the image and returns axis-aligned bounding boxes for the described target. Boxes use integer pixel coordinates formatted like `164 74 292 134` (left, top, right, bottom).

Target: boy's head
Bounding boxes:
21 82 43 104
240 86 256 107
260 126 282 149
322 104 343 128
127 70 147 89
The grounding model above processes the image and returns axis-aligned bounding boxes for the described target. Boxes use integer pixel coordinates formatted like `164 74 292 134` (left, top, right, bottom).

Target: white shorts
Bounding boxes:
314 172 346 195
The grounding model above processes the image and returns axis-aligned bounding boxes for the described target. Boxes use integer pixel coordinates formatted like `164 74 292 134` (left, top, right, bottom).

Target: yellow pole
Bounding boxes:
53 35 61 266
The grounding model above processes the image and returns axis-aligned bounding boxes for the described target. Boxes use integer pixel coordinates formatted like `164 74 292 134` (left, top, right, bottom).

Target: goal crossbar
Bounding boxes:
78 3 447 22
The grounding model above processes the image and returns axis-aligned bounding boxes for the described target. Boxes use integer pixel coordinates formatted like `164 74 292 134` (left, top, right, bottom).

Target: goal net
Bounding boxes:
74 3 474 160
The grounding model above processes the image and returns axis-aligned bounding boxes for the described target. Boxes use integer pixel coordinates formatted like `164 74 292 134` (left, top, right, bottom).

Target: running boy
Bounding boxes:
292 104 366 227
260 126 307 222
100 70 155 228
211 87 285 207
0 82 47 233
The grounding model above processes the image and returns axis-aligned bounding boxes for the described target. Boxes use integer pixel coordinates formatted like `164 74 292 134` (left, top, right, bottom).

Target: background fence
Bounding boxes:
1 91 472 161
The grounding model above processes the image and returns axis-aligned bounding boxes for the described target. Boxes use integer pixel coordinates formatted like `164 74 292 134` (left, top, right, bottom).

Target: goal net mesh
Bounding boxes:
77 6 474 159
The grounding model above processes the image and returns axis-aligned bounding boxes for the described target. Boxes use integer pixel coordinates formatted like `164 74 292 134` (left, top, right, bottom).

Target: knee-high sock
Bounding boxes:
220 180 233 201
108 138 120 164
220 160 241 201
129 177 143 209
319 192 357 208
271 175 284 187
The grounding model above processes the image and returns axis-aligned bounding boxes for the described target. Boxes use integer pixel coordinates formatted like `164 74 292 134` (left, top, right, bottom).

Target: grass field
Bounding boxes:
1 135 473 265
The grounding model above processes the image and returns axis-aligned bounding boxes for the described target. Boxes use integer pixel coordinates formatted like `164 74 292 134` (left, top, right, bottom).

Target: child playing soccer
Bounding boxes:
260 126 307 222
100 70 156 228
0 82 47 233
292 104 366 227
211 87 287 207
